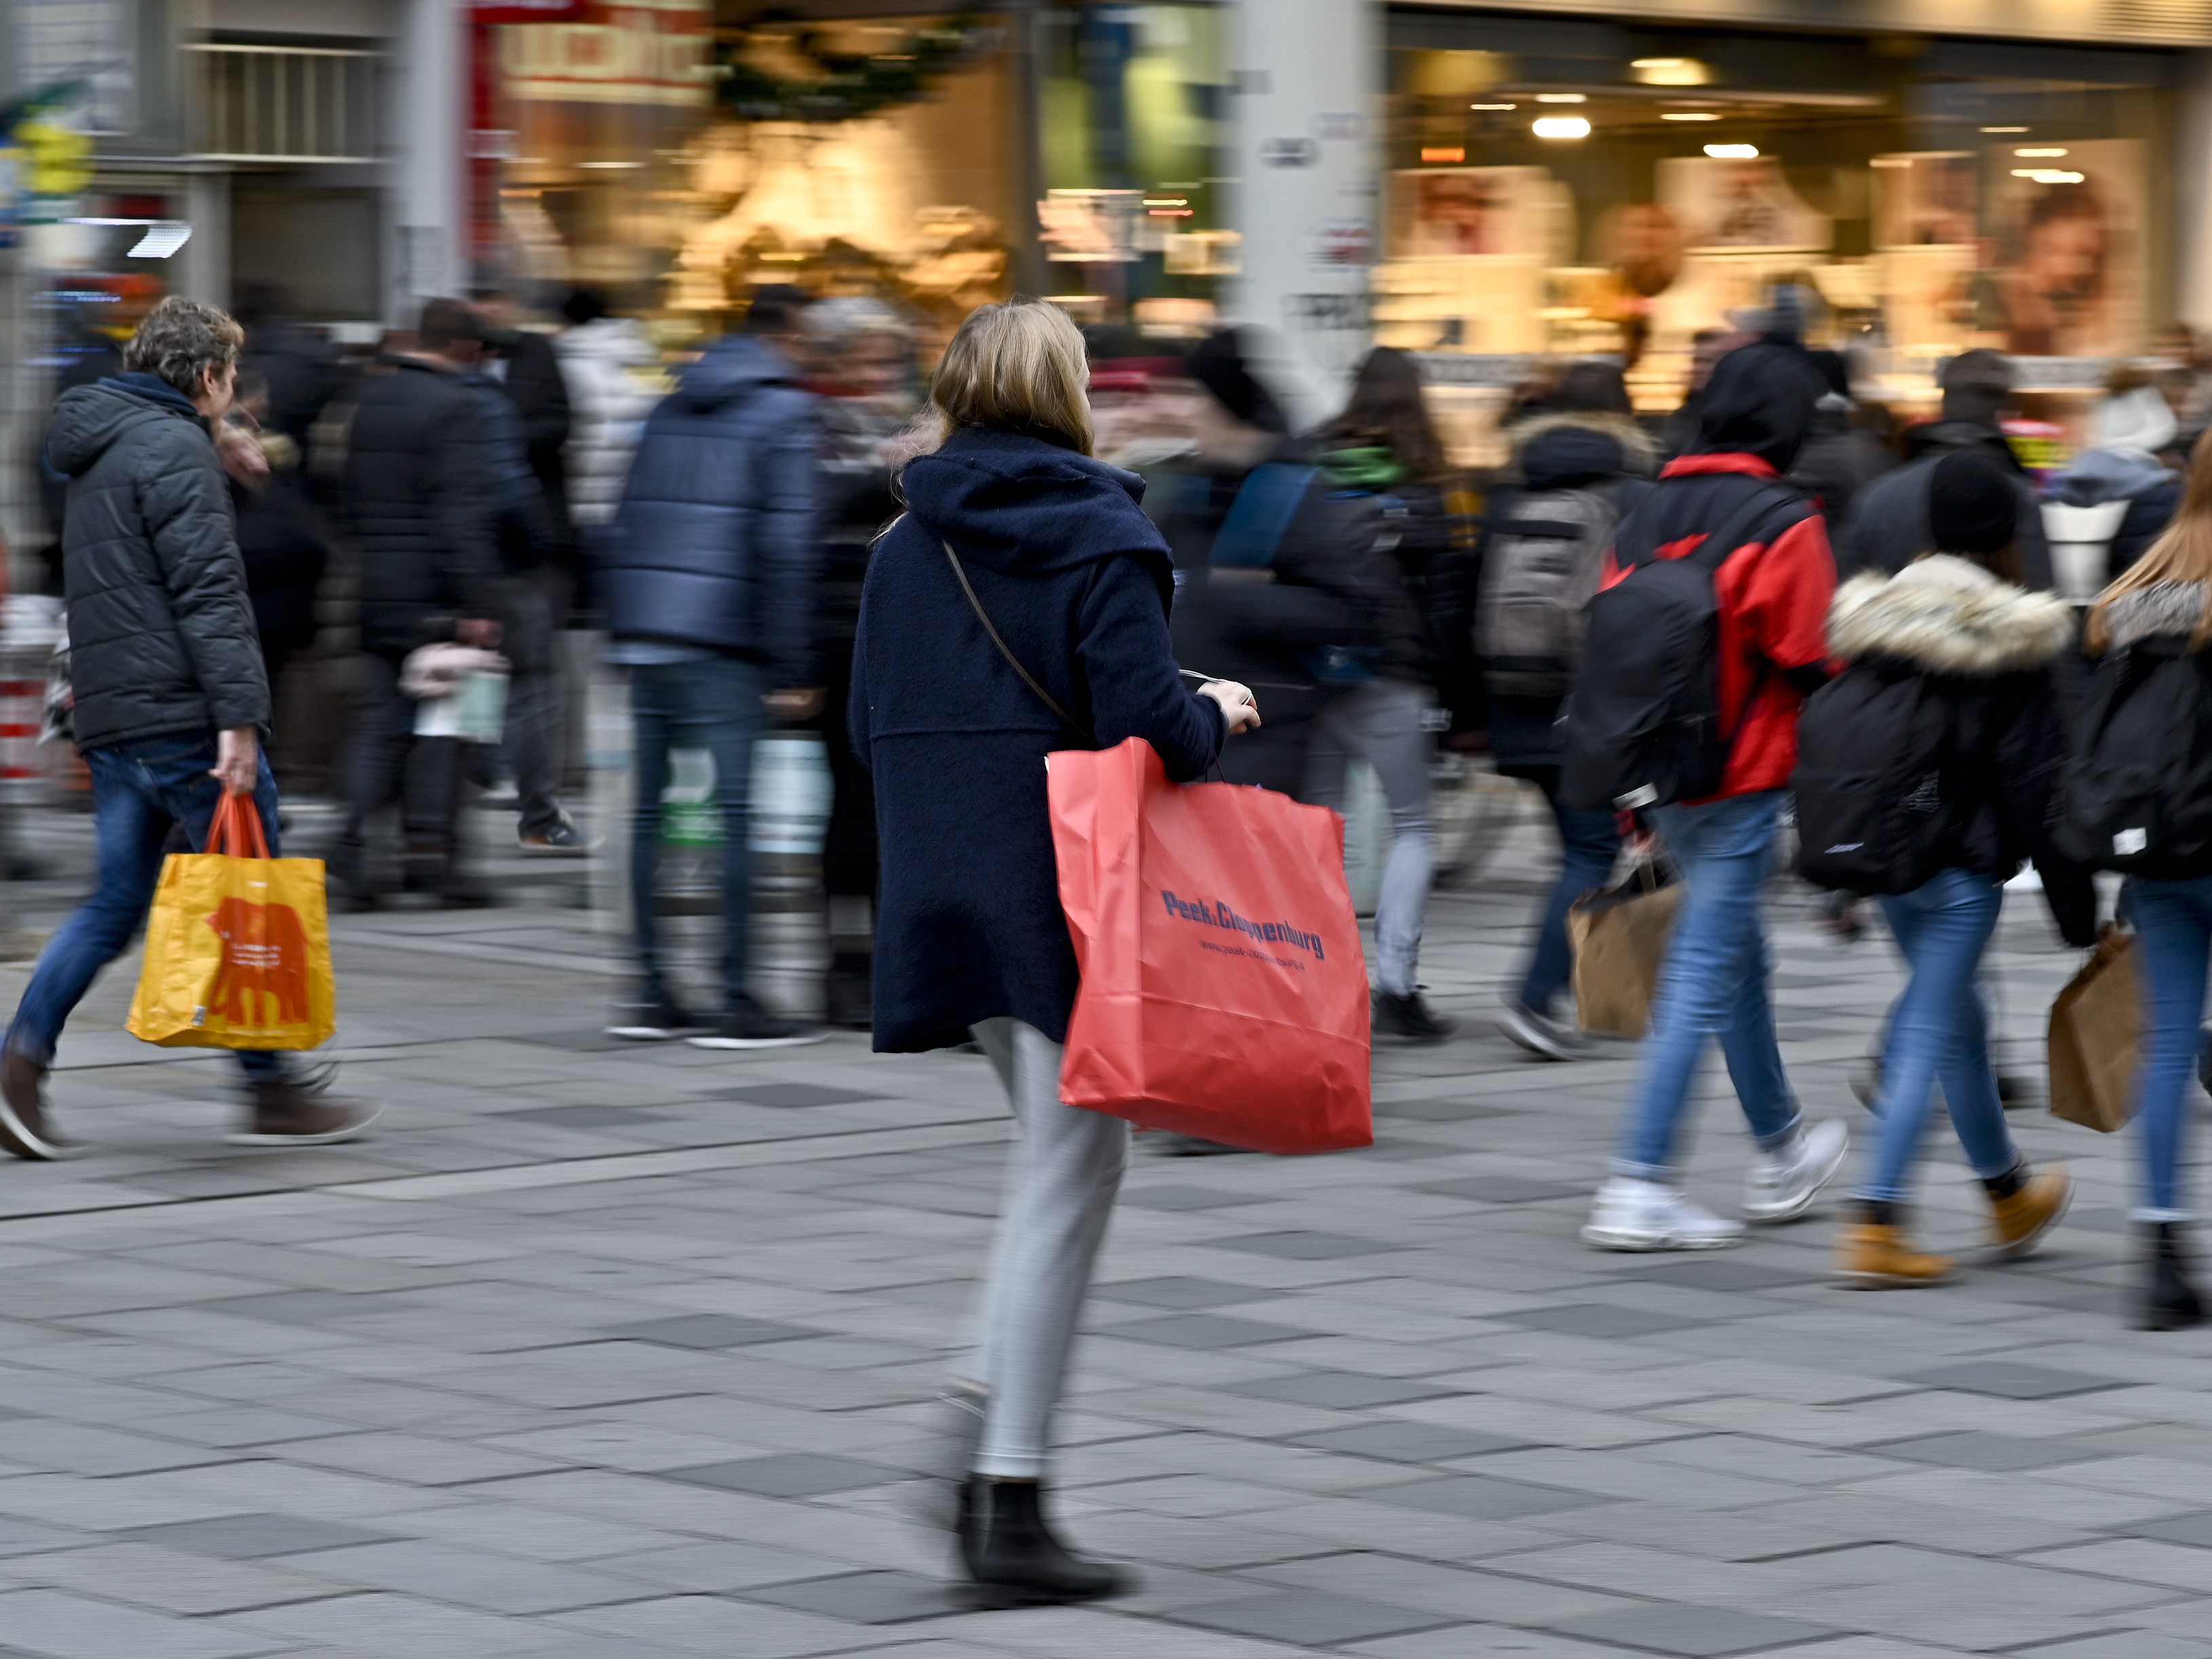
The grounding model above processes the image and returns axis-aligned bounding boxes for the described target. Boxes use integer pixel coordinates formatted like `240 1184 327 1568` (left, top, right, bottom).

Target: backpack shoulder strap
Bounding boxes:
1210 463 1318 569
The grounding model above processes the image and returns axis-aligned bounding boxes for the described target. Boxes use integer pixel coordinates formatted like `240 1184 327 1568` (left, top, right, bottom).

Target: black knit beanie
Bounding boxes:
1928 451 2017 557
1185 330 1289 434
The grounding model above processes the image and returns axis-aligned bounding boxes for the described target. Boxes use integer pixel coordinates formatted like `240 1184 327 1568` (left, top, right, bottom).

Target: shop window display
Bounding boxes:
1379 22 2176 461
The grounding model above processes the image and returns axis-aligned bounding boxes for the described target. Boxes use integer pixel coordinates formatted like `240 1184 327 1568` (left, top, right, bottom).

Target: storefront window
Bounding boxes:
1379 20 2177 455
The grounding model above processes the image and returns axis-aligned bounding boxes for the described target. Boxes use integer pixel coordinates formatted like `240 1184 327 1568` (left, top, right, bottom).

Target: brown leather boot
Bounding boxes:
1837 1221 1956 1289
229 1078 381 1147
1988 1165 2072 1259
0 1050 84 1161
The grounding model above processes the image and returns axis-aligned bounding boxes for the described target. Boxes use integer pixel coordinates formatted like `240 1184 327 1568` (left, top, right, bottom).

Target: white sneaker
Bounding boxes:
1499 999 1590 1061
1743 1118 1850 1223
1582 1177 1747 1252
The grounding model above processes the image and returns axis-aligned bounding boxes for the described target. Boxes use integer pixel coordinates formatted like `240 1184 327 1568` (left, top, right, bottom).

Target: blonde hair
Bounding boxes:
915 298 1092 456
2086 434 2212 654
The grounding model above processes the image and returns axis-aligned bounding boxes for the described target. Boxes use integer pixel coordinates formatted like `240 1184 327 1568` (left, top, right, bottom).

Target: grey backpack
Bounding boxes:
1478 482 1629 698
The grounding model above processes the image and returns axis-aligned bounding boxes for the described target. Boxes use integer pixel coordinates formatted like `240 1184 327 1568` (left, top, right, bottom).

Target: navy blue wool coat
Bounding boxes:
851 427 1226 1053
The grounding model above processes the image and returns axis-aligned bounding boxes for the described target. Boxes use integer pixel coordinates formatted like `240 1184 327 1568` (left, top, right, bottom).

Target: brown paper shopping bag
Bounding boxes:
1569 859 1683 1040
2047 930 2140 1134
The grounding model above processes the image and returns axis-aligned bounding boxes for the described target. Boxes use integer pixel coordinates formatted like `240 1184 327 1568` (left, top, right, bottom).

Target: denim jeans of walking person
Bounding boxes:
1614 789 1804 1178
1520 770 1624 1017
626 655 766 1014
1301 679 1434 997
2125 875 2212 1221
5 731 287 1084
1861 869 2021 1204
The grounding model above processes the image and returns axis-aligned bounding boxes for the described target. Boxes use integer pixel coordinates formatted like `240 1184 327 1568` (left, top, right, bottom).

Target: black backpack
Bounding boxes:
1793 661 1964 894
2060 641 2212 877
1559 478 1808 812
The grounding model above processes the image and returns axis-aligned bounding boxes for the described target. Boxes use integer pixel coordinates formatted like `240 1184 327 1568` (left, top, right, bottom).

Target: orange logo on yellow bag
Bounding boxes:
206 898 313 1029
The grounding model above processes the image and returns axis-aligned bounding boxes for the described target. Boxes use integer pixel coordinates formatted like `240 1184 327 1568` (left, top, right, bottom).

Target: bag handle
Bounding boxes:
206 792 271 861
942 539 1098 744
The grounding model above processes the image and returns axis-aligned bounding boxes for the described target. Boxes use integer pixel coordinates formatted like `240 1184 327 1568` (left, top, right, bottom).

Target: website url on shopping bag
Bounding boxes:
1162 891 1326 961
1198 938 1308 972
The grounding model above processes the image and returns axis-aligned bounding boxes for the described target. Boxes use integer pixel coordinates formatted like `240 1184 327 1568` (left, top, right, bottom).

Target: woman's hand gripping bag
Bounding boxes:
128 793 337 1050
1048 737 1371 1153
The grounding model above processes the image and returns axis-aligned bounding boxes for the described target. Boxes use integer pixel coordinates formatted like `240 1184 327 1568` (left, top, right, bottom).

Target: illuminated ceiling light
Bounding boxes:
1981 125 2028 133
1532 116 1591 140
1469 102 1517 111
2013 168 2084 183
2015 146 2068 157
578 159 643 170
1420 146 1466 164
1704 143 1759 159
1534 92 1586 103
1630 55 1710 86
1661 111 1723 121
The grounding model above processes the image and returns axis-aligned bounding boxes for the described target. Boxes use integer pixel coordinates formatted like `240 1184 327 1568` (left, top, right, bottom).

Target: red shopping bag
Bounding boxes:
1048 737 1372 1153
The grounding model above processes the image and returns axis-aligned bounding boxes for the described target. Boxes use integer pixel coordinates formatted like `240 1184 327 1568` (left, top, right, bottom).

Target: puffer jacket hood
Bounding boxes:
1693 342 1827 470
2099 580 2209 651
47 376 201 476
901 427 1170 598
1511 411 1656 489
673 335 798 414
2046 445 2177 508
1829 555 2074 676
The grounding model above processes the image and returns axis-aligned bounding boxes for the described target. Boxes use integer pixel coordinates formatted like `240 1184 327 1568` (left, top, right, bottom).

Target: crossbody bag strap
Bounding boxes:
942 539 1097 745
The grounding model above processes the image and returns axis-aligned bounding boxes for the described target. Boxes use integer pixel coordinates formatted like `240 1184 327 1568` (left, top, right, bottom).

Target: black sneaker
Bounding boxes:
519 819 599 856
1374 989 1457 1044
687 995 826 1050
607 995 710 1041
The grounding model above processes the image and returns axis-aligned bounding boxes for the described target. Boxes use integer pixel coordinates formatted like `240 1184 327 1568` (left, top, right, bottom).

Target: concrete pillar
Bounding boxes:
1227 0 1382 429
390 0 467 321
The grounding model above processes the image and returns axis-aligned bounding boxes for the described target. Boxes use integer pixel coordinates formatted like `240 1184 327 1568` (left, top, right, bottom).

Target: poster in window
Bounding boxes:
1976 138 2143 358
1871 153 1976 248
1386 167 1567 261
1656 156 1829 252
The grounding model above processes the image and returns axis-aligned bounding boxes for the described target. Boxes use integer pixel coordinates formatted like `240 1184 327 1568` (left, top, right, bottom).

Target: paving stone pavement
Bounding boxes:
1 802 2211 1658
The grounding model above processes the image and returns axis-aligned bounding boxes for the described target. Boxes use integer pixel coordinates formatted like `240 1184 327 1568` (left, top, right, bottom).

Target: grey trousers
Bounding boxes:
1302 678 1436 997
967 1017 1129 1479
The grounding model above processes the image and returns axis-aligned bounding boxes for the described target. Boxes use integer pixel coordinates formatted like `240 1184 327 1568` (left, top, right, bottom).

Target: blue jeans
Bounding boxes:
1519 767 1624 1014
1861 869 2018 1204
2126 875 2212 1219
1614 790 1802 1179
628 657 767 1009
5 731 286 1082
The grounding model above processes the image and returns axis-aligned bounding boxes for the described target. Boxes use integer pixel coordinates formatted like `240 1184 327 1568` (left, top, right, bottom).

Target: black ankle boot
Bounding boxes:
957 1476 1128 1607
2142 1221 2205 1331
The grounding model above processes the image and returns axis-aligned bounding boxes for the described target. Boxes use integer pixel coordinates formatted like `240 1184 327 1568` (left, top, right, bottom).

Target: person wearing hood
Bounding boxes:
2079 436 2212 1329
1836 349 2054 589
2 297 375 1160
600 285 824 1049
1808 453 2077 1288
1788 348 1894 529
554 289 660 548
1582 342 1852 1253
851 300 1255 1604
2042 371 2184 582
1481 371 1654 1059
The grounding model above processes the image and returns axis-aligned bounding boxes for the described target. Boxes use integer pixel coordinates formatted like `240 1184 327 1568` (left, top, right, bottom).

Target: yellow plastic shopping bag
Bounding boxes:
127 793 337 1050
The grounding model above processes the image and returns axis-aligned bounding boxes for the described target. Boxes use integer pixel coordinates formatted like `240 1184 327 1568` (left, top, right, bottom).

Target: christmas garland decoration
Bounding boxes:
712 10 997 123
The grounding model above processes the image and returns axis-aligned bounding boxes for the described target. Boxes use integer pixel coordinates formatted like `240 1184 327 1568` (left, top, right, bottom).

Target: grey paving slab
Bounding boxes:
0 1586 285 1658
1287 1424 1534 1464
1092 1277 1271 1309
1372 1474 1609 1521
1206 1232 1402 1261
598 1314 823 1349
1901 1362 2129 1400
1100 1314 1315 1349
743 1569 963 1624
1174 1589 1458 1645
1550 1605 1845 1657
1224 1371 1461 1409
1869 1432 2108 1472
656 1454 909 1498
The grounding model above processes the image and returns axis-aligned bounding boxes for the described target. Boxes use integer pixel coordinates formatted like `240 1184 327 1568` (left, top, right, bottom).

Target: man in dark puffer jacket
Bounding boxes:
1 297 376 1160
336 298 506 905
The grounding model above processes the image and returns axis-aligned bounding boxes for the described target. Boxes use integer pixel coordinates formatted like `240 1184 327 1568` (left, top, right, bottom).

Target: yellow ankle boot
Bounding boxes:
1988 1166 2072 1259
1837 1222 1956 1288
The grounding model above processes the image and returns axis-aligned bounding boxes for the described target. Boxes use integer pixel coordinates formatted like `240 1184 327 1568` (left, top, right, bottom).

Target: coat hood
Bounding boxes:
673 335 798 413
1828 555 2074 675
2046 445 2177 508
1692 342 1826 470
2099 580 2210 651
46 375 202 476
1510 411 1656 488
1903 418 2025 474
899 427 1170 591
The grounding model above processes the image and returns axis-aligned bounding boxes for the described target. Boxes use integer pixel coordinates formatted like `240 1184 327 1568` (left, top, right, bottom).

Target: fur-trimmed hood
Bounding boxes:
1828 555 2074 675
2099 580 2210 651
1508 410 1658 488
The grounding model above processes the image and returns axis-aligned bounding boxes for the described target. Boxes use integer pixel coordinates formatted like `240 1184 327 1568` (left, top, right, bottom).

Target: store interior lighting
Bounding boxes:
1981 125 2028 133
1468 102 1515 111
1661 111 1723 121
1630 56 1711 87
2015 147 2068 157
1533 92 1586 103
1703 142 1759 159
1532 115 1591 140
2013 167 2084 183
